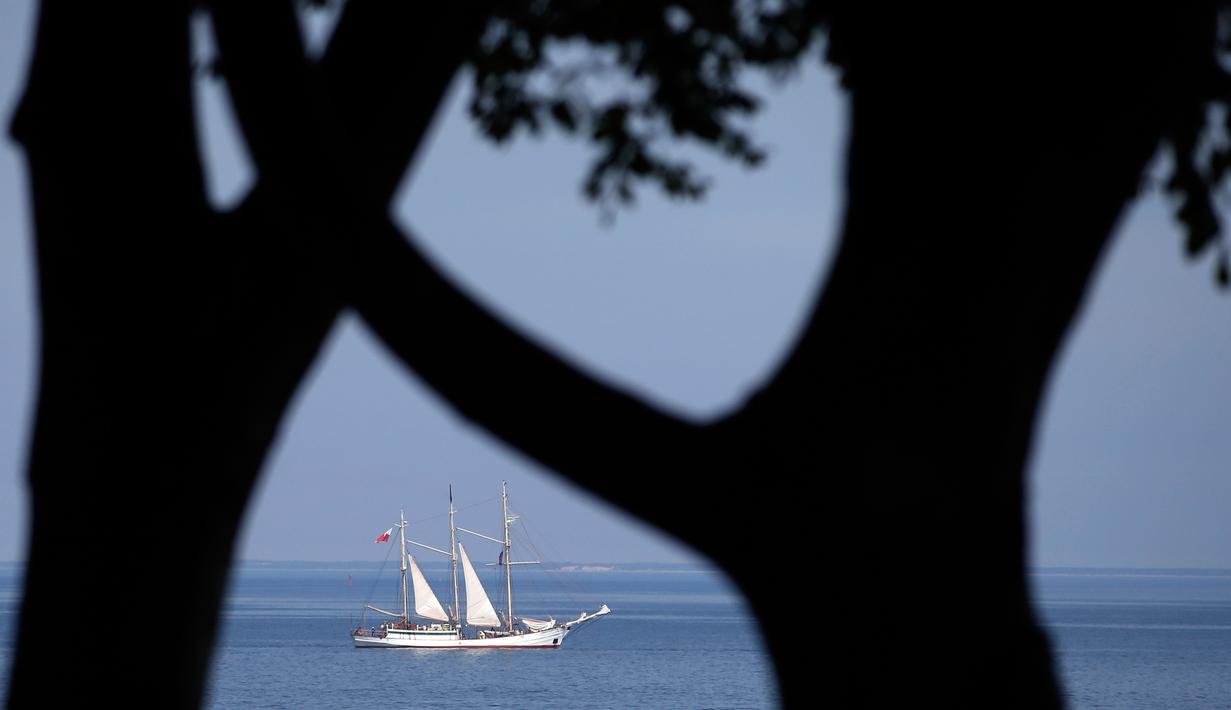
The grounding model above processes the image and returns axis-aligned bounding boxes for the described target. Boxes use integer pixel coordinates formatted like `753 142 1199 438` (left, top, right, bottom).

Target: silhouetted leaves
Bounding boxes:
306 0 1231 285
1161 6 1231 287
466 1 828 209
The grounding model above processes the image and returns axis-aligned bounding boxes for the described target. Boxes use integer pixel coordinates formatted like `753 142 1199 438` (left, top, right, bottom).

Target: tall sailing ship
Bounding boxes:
351 482 610 649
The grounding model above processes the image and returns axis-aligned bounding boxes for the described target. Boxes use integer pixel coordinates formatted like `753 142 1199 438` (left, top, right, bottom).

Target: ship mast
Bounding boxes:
449 485 461 628
503 481 513 632
398 509 409 623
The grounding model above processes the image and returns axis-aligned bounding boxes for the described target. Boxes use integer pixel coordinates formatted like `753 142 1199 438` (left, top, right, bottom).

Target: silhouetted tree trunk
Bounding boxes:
5 2 478 706
357 10 1209 706
746 12 1203 702
6 3 1214 709
6 8 336 707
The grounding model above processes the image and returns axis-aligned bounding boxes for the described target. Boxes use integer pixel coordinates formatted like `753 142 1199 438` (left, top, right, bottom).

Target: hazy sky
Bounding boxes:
2 3 1230 567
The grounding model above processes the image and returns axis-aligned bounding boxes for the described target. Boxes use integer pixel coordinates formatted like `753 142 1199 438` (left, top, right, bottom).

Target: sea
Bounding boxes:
1 564 1230 708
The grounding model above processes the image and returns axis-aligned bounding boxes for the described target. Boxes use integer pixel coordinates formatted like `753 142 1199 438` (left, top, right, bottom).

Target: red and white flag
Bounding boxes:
375 527 393 543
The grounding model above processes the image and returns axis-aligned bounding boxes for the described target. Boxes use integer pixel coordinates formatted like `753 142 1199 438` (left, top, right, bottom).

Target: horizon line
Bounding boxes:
4 559 1231 572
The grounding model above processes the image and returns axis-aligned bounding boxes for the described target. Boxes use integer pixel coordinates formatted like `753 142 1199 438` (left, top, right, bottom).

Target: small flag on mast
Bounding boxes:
375 527 393 543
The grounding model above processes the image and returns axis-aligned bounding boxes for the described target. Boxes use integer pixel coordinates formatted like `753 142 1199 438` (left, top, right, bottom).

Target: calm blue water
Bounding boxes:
0 564 777 709
203 565 776 709
4 566 1231 708
1032 570 1231 709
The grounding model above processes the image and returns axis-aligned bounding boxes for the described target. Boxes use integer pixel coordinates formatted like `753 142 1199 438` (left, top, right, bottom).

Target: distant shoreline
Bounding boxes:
226 560 724 574
1030 567 1231 578
3 560 1231 576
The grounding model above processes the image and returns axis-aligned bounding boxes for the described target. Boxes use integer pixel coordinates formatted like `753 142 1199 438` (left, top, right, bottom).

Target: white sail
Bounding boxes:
519 617 556 632
365 604 404 618
458 542 501 627
408 555 450 622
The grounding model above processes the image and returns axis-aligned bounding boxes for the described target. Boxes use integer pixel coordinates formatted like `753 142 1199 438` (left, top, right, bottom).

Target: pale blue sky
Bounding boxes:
1 2 1229 566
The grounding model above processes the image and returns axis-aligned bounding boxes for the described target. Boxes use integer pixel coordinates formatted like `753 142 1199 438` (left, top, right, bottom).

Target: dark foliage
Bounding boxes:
462 1 1231 283
465 1 827 208
10 3 1231 710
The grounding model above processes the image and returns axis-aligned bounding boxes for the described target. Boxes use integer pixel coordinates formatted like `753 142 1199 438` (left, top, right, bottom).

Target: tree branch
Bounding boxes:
351 220 726 554
208 1 736 555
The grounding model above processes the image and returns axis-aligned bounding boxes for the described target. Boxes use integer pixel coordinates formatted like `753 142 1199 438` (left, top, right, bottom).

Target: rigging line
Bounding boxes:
512 541 550 615
362 535 398 610
568 612 607 641
405 495 500 527
502 517 591 619
514 520 548 566
517 516 592 603
455 495 500 513
407 510 449 526
517 534 578 612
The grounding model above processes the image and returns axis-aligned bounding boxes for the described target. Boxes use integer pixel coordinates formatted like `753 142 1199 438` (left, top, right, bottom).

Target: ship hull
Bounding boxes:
353 625 570 649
